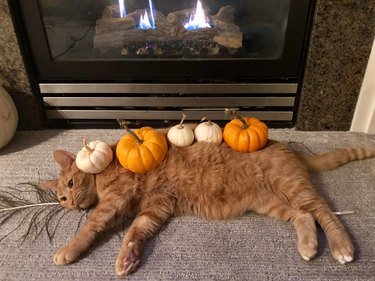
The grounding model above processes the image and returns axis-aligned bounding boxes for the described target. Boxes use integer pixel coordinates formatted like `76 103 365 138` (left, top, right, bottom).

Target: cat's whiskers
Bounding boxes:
74 189 85 207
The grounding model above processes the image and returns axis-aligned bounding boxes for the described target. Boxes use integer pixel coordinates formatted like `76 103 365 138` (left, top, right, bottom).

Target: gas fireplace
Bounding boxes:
8 0 315 128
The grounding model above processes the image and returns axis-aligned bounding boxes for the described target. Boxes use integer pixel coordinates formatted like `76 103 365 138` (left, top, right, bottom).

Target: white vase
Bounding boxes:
0 86 18 149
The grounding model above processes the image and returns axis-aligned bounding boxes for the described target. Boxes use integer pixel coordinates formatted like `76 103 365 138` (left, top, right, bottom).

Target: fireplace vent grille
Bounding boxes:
40 83 297 127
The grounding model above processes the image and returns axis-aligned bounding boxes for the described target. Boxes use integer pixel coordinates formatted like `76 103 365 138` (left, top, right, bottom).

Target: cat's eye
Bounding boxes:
60 196 67 202
68 179 73 188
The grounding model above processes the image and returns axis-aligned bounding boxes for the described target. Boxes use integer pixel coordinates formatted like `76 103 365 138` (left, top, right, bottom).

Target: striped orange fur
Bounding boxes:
42 137 375 276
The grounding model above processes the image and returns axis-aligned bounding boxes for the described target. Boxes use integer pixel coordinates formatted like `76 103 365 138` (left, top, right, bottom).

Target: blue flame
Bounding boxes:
184 0 211 31
138 0 156 29
118 0 126 17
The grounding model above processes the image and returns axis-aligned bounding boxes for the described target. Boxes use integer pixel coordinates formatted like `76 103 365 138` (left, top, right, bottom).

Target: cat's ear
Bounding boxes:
53 150 76 171
40 179 58 191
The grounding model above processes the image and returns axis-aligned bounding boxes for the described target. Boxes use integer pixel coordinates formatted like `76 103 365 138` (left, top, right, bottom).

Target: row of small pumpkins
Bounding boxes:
76 109 268 175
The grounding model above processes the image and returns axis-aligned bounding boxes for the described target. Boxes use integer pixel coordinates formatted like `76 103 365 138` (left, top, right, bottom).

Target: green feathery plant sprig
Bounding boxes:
0 182 123 244
0 182 73 243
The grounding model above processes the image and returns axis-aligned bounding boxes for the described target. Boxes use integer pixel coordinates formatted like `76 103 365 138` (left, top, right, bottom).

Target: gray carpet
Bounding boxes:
0 129 374 281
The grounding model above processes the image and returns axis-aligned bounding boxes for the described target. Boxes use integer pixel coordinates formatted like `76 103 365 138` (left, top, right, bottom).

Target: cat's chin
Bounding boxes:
63 204 89 211
77 201 95 210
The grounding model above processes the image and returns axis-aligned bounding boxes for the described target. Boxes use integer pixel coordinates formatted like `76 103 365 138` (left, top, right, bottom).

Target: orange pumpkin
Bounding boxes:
223 109 268 153
116 121 168 173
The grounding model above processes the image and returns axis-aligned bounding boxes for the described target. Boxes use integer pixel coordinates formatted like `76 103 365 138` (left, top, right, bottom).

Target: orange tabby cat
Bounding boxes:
42 135 375 276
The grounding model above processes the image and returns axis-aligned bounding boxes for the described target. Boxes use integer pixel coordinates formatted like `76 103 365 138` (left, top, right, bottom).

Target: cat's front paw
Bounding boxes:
53 244 80 265
115 242 141 276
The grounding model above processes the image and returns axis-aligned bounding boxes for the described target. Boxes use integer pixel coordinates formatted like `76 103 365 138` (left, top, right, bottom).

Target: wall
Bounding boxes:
1 0 374 130
296 0 375 130
0 0 44 129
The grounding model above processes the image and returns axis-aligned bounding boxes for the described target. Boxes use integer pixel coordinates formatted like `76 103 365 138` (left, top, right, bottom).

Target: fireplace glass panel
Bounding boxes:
39 0 290 60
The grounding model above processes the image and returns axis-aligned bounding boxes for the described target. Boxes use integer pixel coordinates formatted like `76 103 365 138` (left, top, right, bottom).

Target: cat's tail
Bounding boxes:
298 145 375 172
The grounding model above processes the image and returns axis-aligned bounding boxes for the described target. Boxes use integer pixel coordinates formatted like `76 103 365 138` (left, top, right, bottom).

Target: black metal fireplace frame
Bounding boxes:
8 0 316 128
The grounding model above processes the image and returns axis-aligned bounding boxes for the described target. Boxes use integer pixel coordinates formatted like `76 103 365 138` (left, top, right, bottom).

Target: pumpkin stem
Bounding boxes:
225 108 248 129
178 113 187 129
117 119 143 145
201 117 212 125
83 138 94 154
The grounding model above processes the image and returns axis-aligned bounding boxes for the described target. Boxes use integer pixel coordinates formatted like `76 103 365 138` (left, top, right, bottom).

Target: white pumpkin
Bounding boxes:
167 114 194 147
0 86 18 150
194 118 223 144
76 139 113 174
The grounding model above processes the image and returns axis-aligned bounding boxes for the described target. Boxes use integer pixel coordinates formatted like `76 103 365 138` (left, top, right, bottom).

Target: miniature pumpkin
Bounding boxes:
194 117 223 144
76 139 113 174
0 86 18 150
167 113 194 147
223 109 268 153
116 121 168 174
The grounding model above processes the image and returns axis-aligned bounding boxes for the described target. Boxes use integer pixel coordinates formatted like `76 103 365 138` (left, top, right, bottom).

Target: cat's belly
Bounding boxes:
168 164 260 220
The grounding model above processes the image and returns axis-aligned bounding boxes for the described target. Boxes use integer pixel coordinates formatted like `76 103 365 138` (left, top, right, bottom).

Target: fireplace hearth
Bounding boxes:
8 0 315 128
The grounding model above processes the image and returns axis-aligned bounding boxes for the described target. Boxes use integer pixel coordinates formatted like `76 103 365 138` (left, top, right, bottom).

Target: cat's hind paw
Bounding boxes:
331 240 354 264
298 238 318 261
328 231 354 264
116 242 141 276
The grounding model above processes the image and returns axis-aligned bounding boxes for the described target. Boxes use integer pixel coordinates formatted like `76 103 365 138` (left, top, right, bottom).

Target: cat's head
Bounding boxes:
41 150 98 210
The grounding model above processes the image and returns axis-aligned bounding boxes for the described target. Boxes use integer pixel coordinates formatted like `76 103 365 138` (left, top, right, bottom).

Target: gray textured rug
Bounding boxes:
0 130 374 281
